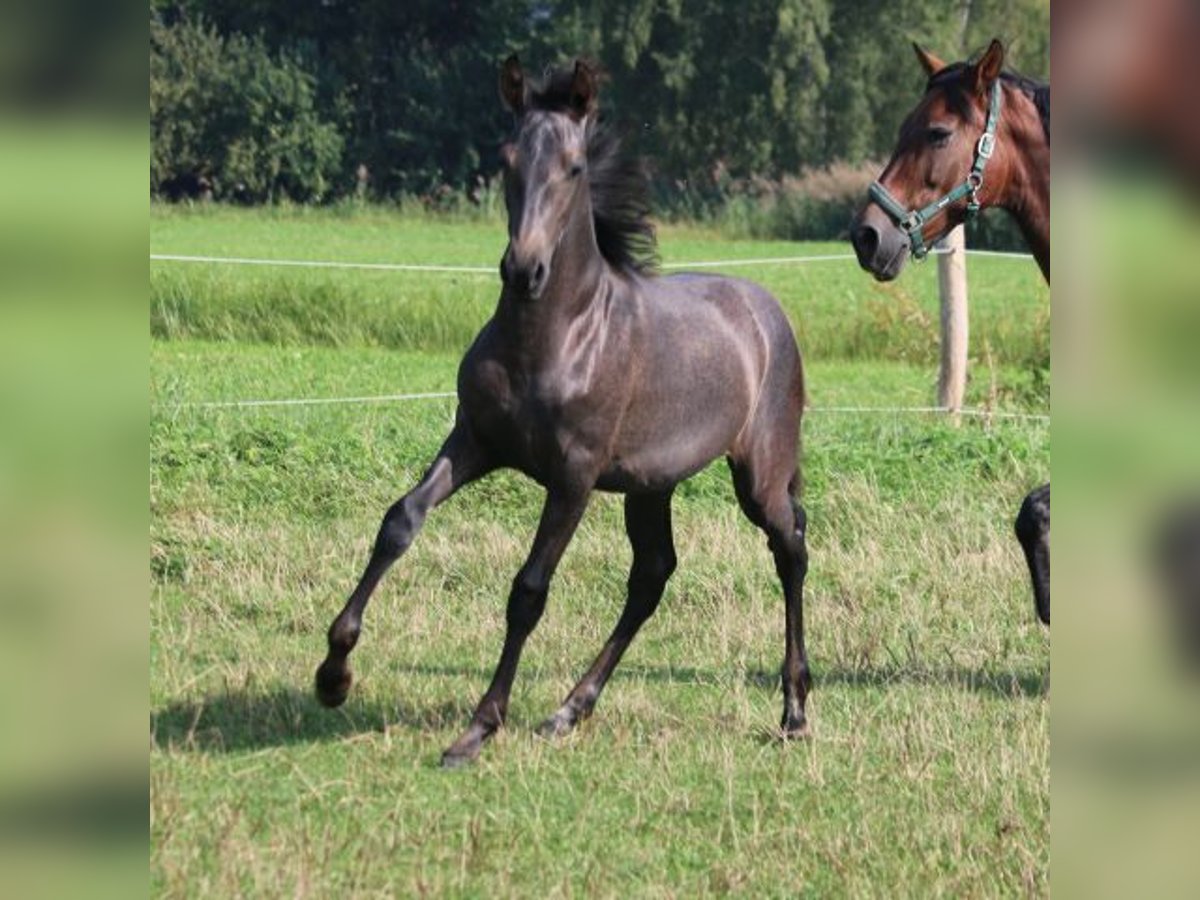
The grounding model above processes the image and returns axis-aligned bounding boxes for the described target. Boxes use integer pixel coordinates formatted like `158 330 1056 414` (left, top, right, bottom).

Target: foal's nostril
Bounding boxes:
851 224 880 264
500 251 547 296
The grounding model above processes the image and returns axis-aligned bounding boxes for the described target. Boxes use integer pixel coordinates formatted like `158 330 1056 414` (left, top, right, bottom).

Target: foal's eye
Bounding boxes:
926 126 953 147
568 162 584 179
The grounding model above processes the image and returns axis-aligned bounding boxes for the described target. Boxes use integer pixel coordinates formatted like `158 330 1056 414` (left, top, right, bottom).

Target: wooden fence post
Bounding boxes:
936 225 968 413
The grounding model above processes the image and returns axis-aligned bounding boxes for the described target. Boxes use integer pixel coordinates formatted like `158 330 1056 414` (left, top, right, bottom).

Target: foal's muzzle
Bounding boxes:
501 247 549 298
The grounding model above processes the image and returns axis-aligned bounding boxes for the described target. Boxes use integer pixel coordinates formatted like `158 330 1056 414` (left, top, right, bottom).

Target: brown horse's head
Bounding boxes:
497 55 598 299
852 40 1012 281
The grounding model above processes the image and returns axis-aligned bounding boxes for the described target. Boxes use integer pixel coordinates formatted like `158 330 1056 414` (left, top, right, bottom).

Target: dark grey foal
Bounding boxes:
315 57 811 765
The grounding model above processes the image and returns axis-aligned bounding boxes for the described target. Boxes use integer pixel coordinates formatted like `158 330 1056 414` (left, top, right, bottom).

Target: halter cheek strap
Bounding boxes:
868 78 1003 260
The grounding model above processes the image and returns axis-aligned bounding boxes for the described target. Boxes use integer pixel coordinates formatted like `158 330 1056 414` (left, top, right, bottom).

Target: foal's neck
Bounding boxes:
997 83 1051 281
497 198 609 363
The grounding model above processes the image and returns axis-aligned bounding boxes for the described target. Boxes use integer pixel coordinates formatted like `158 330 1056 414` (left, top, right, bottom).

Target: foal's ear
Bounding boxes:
912 43 947 78
971 39 1006 93
569 60 598 120
500 54 526 113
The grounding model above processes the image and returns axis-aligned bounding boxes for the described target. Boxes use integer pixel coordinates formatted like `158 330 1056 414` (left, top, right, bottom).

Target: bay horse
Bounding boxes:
315 57 811 766
850 39 1050 624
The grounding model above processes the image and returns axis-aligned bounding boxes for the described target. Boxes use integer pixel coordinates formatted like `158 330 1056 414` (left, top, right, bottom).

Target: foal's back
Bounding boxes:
598 272 803 492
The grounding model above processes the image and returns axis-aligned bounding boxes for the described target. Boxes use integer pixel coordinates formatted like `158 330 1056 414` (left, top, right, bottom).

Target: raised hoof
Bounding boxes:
535 712 576 739
314 658 352 708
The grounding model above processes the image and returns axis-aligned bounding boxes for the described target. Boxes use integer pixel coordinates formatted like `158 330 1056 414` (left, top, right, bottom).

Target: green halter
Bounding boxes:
868 78 1003 260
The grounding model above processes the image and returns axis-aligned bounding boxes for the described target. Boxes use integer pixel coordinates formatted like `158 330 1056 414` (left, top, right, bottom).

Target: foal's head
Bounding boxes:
497 56 656 299
498 56 598 298
852 40 1014 280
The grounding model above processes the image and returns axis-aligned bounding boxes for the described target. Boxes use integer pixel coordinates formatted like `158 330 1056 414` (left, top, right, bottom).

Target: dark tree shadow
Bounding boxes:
152 661 1045 755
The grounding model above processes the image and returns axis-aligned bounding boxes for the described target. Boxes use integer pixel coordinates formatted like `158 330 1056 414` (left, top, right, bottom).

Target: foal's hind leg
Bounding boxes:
538 490 676 738
730 462 812 738
315 422 492 708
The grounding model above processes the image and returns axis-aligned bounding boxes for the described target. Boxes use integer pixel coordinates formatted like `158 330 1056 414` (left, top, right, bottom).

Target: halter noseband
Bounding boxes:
868 78 1002 260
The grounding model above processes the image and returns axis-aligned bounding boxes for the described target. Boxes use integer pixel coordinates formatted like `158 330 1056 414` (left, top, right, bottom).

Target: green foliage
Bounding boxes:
149 0 1049 226
547 0 832 180
150 14 344 202
823 0 1049 165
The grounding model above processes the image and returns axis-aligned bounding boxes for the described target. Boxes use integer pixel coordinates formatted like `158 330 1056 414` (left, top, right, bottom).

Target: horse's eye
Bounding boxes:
568 163 584 179
926 126 952 147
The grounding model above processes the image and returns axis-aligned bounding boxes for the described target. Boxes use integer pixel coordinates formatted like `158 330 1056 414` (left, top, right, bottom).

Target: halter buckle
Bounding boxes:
976 132 996 160
964 172 983 218
900 212 923 235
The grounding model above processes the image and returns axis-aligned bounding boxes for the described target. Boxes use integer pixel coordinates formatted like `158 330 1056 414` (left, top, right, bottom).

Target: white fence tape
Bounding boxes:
177 391 459 409
150 247 1032 274
160 392 1047 421
150 253 495 274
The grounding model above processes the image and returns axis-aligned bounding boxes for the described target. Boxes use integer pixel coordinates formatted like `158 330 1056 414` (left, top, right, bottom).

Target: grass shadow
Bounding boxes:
817 663 1048 699
150 687 468 755
151 661 1045 756
614 661 1048 699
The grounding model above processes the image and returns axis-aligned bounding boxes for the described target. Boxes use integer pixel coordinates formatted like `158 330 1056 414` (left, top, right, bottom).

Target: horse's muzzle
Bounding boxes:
851 208 908 282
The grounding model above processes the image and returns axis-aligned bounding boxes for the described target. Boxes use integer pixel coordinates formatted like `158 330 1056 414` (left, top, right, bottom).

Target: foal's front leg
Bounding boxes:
315 422 492 708
441 484 591 767
538 489 676 737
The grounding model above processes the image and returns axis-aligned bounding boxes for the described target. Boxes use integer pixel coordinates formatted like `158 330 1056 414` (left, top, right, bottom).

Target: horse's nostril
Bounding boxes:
533 262 546 286
852 225 880 262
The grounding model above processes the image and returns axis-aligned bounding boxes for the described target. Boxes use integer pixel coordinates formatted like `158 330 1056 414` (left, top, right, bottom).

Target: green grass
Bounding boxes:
150 204 1050 380
151 208 1048 896
151 358 1048 895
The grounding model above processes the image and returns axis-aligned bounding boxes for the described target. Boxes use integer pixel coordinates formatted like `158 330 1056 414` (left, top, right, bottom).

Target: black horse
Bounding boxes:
315 57 811 766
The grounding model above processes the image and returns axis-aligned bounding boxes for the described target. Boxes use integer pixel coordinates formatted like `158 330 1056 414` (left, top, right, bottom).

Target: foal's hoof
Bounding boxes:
780 717 811 741
440 747 479 769
314 658 352 708
535 711 576 739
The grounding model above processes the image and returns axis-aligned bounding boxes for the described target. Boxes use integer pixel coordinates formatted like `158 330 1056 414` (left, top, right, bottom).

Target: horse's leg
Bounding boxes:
315 422 493 708
730 460 811 738
538 489 676 738
441 485 591 767
1014 482 1050 625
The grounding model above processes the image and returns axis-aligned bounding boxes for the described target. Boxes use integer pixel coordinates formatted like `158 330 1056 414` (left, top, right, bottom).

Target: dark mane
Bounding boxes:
583 123 659 275
927 59 1050 141
526 66 659 276
1000 70 1050 141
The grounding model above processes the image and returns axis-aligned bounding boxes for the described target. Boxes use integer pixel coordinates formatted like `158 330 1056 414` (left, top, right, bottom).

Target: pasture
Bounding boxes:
150 205 1049 896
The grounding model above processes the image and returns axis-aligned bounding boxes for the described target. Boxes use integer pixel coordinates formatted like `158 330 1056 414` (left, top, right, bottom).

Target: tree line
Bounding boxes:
150 0 1048 209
